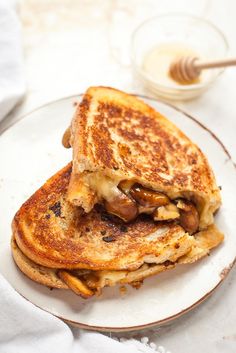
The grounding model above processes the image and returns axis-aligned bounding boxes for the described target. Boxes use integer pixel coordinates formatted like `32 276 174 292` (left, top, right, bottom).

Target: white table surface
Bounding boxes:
1 0 235 352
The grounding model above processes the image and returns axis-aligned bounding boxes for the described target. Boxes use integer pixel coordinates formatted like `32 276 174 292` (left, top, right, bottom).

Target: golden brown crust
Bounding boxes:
178 224 224 264
73 87 214 192
11 236 68 289
70 86 221 228
12 221 224 297
13 164 194 271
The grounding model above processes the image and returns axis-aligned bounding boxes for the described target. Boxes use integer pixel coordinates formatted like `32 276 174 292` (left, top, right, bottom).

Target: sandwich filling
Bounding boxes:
67 171 200 234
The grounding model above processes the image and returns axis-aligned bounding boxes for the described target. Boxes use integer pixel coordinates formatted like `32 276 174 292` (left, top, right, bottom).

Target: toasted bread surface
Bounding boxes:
13 164 195 271
178 224 224 264
11 236 68 289
12 221 224 297
69 86 221 228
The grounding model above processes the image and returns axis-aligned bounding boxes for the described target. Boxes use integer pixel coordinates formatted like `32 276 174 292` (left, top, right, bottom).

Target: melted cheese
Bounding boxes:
83 172 121 202
154 204 180 221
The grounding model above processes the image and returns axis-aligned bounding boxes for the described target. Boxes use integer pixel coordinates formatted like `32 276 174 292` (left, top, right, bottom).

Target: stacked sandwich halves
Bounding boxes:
12 87 224 298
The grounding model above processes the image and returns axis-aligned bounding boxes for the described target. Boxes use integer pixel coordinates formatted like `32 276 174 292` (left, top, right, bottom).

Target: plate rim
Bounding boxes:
11 255 236 332
2 93 236 332
64 258 235 332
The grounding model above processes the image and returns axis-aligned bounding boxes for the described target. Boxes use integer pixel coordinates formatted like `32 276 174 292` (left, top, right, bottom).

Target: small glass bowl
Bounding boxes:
131 14 229 101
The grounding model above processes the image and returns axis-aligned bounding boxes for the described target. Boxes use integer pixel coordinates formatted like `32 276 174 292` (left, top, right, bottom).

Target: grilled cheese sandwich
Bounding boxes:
66 87 221 232
11 164 224 298
11 86 224 299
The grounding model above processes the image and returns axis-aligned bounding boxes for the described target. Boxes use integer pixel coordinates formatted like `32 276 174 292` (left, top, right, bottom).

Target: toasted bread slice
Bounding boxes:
68 87 221 229
11 236 68 289
11 235 174 295
11 222 224 297
13 163 194 271
81 224 224 291
178 224 224 264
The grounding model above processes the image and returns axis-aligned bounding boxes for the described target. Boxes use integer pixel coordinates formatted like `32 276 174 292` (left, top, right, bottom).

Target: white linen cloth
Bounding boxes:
0 0 25 122
0 273 164 353
0 2 164 353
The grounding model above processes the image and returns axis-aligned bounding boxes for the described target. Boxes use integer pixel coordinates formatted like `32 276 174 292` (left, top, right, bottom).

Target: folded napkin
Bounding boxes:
0 0 25 122
0 273 169 353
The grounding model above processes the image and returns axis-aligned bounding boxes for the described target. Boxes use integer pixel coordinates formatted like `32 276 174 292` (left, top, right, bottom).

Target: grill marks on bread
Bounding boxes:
69 87 221 230
13 164 194 271
86 100 207 189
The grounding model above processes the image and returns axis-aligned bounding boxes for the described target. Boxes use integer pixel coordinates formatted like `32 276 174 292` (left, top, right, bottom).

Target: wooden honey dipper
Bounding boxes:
169 56 236 84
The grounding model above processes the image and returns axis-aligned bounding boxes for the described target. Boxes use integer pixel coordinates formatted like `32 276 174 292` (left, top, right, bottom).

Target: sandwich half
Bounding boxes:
66 87 221 233
12 164 224 298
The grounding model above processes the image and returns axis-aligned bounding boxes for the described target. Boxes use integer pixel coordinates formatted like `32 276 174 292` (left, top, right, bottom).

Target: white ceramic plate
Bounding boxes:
0 95 235 332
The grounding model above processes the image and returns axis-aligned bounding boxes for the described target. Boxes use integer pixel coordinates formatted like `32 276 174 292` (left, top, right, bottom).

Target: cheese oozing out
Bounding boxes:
82 172 122 202
68 171 201 233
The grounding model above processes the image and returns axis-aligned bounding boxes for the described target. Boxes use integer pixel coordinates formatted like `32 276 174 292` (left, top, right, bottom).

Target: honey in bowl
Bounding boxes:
142 42 207 86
